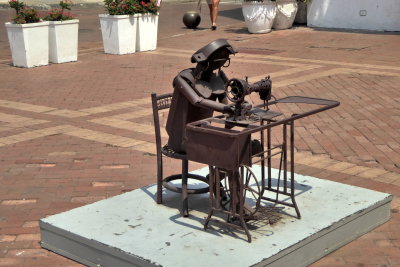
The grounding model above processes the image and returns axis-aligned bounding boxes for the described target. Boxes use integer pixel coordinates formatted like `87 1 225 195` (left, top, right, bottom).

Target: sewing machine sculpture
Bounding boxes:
225 76 273 126
185 79 340 242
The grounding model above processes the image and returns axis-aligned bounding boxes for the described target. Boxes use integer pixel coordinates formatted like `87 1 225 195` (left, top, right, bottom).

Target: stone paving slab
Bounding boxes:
40 166 392 267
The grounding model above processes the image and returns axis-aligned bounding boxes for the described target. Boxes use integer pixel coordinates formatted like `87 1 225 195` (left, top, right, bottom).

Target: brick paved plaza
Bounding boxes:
0 2 400 266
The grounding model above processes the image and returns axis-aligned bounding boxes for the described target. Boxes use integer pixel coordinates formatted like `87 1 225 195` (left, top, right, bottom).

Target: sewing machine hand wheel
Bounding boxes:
225 78 248 103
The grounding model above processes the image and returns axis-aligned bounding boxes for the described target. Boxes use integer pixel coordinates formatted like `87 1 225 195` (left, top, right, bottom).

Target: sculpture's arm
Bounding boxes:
173 75 233 113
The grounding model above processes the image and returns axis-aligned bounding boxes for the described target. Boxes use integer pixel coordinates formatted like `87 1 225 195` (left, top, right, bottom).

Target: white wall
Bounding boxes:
307 0 400 31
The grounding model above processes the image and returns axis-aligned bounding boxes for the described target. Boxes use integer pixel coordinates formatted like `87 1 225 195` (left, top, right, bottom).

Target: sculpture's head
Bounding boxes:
191 39 237 78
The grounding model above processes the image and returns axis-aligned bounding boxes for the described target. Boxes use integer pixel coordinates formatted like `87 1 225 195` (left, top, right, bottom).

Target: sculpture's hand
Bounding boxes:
223 104 235 114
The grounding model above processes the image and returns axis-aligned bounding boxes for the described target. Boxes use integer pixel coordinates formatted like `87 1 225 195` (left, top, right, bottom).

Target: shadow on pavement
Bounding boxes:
218 7 243 21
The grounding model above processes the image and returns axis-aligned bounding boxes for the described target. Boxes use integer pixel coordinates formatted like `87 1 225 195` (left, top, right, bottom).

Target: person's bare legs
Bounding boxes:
208 0 220 30
208 4 213 26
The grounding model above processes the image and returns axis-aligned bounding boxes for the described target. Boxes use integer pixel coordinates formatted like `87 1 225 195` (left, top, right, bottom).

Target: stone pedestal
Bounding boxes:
40 166 392 267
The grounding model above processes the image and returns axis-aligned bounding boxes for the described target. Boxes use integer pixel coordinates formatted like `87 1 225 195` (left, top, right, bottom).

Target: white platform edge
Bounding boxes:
260 197 392 266
41 220 155 267
39 167 393 267
40 197 392 267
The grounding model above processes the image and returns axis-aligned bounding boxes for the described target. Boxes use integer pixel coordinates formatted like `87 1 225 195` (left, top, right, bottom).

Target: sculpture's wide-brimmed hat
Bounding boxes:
191 39 237 63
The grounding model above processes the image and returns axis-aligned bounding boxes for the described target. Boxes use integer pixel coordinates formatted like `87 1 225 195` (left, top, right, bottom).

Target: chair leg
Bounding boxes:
157 154 163 204
182 159 189 217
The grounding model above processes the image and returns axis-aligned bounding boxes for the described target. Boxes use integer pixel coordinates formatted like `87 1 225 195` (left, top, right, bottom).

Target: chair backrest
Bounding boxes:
151 93 173 155
153 93 173 111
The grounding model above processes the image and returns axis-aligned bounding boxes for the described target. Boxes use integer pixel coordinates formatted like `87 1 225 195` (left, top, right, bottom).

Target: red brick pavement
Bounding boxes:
0 2 400 266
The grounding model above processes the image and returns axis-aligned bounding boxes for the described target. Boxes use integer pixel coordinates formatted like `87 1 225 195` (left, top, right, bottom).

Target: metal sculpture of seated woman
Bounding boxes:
165 39 262 219
166 39 237 153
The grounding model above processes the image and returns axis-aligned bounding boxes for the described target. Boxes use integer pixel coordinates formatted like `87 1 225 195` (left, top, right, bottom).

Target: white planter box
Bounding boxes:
99 14 137 55
5 21 49 68
49 19 79 63
136 13 158 52
273 0 298 30
242 1 276 34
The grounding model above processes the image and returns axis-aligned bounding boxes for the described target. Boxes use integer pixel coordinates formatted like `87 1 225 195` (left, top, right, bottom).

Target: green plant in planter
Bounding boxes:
104 0 140 15
8 0 41 24
44 0 76 21
104 0 159 15
137 0 160 15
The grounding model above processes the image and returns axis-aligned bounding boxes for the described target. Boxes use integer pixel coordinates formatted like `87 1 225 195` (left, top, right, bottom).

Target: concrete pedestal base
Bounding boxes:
40 166 392 267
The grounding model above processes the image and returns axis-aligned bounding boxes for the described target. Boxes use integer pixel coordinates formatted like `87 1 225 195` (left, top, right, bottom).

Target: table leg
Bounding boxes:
204 166 215 230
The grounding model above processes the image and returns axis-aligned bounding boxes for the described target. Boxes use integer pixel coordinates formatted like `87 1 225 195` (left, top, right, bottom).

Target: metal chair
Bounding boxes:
151 92 209 217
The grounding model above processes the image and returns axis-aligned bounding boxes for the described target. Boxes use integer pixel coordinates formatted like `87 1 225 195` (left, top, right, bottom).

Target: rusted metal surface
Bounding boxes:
165 39 238 154
186 95 339 242
186 124 251 170
151 93 209 217
158 39 340 241
186 96 339 139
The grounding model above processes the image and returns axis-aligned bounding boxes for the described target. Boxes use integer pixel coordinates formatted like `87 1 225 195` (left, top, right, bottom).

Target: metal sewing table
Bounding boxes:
185 96 340 242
